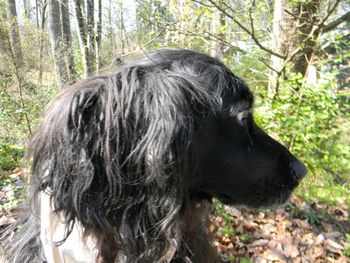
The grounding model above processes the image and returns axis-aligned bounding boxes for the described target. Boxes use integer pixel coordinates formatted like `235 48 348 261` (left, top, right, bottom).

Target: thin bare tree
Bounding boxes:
61 0 78 81
6 0 23 67
74 0 96 75
96 0 102 72
38 0 47 86
48 0 77 87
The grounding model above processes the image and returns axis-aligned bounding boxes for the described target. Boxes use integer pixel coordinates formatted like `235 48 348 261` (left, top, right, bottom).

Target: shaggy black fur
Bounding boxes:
1 49 306 263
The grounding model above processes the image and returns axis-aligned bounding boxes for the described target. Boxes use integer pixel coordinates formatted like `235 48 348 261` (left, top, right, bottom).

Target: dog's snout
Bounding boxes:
279 154 307 181
291 160 307 181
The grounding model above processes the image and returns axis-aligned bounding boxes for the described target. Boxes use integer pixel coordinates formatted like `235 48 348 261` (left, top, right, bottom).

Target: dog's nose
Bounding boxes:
291 160 307 181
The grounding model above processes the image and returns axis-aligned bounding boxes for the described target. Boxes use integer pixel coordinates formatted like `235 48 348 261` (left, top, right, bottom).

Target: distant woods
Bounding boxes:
0 0 348 89
0 1 349 149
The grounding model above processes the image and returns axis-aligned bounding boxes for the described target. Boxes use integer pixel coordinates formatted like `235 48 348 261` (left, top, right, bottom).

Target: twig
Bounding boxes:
318 0 341 29
206 0 286 59
323 10 350 33
5 34 32 136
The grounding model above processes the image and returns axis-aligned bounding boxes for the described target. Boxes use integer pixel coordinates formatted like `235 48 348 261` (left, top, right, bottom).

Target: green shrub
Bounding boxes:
344 234 350 257
0 171 26 210
255 72 350 205
0 144 24 170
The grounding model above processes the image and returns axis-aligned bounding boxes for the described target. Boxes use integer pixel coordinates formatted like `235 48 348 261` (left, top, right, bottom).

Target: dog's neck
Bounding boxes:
172 201 221 263
98 201 221 263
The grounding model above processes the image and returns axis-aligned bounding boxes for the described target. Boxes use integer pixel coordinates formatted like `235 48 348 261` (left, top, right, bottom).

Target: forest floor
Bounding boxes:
211 197 350 262
0 168 349 263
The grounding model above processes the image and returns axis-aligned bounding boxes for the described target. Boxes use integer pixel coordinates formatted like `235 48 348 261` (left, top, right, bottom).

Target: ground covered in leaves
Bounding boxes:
1 168 350 262
211 197 350 262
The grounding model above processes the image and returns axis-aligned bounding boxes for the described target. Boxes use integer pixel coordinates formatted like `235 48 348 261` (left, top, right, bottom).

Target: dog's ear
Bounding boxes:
29 77 110 228
28 68 195 257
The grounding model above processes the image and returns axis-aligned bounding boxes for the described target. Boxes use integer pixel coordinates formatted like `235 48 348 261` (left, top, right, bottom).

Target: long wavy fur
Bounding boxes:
1 49 250 262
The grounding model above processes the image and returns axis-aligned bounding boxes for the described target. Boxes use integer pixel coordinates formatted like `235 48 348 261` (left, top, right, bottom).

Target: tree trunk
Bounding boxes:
117 0 126 55
38 0 47 86
292 0 321 76
6 0 23 67
108 0 115 52
96 0 102 72
268 0 299 97
48 0 68 87
74 0 95 75
86 0 96 73
74 0 89 76
0 6 11 57
268 0 283 96
35 0 39 28
23 0 30 19
61 0 78 82
210 8 225 61
268 0 321 96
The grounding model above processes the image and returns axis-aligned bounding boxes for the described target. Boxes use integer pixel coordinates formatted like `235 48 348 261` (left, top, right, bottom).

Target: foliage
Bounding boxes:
0 144 24 170
0 10 57 145
0 75 57 144
344 234 350 257
239 258 251 263
255 71 350 206
135 0 172 48
227 49 269 91
301 181 350 207
0 171 26 210
213 201 235 236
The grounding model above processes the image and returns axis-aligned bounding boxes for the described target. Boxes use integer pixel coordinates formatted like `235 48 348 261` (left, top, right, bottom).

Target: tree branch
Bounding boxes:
323 11 350 33
201 29 246 53
248 0 255 37
138 13 246 54
318 0 341 28
258 57 280 74
206 0 286 59
113 28 166 61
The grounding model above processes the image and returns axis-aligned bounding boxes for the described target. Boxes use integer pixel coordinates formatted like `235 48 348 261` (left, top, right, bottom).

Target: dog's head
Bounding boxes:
190 90 307 208
119 49 306 209
29 49 306 260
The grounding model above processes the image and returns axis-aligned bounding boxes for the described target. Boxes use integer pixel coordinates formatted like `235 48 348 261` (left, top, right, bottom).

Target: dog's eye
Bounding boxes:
237 110 250 125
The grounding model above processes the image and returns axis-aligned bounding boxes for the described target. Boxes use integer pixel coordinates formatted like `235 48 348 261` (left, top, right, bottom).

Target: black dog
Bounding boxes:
2 49 306 263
